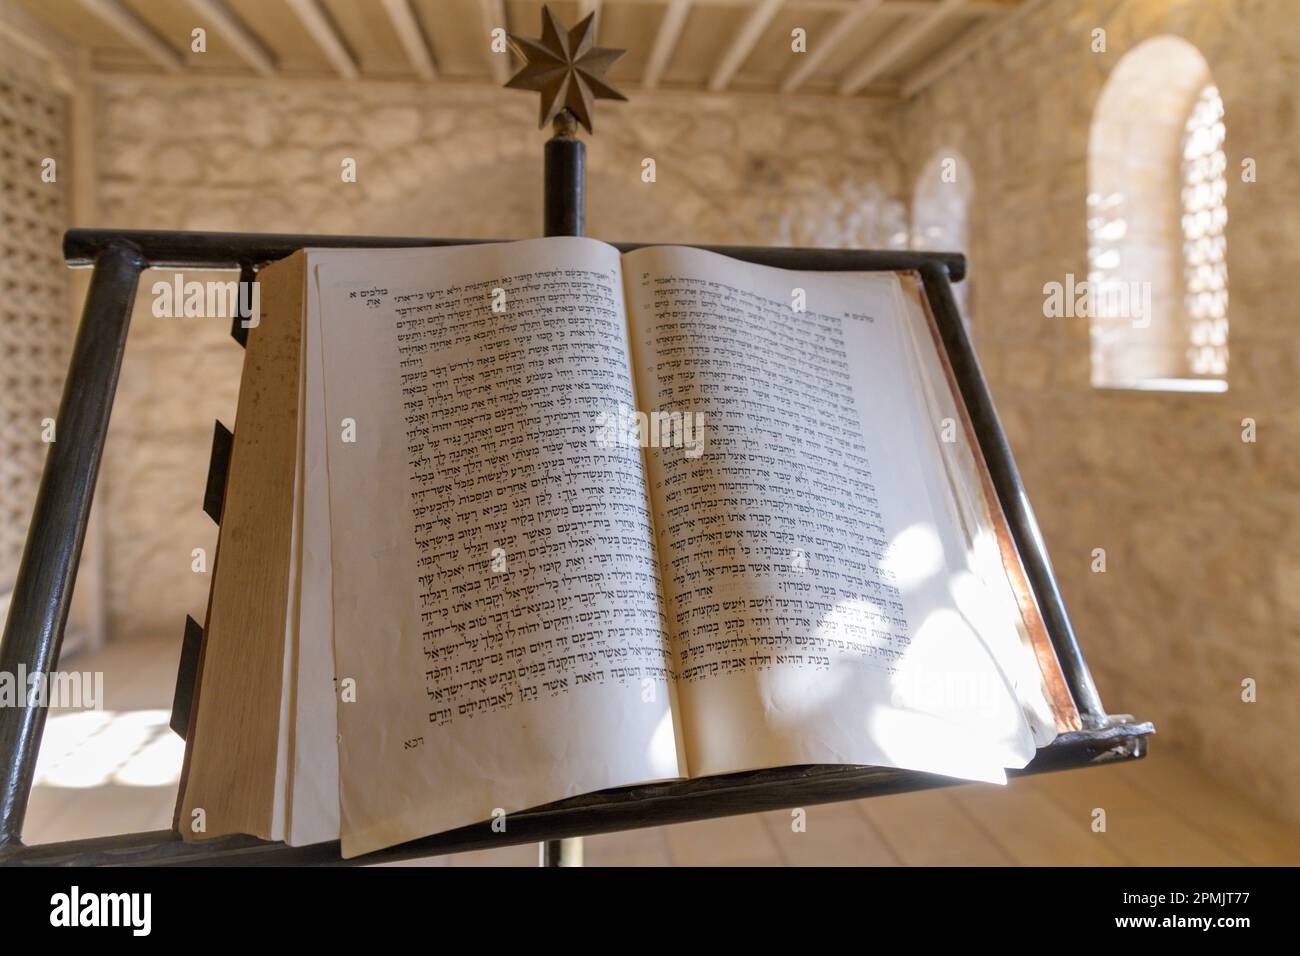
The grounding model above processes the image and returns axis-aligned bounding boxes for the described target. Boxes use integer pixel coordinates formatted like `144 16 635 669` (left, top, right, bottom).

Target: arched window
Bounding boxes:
1180 84 1229 377
1088 36 1228 391
911 150 973 331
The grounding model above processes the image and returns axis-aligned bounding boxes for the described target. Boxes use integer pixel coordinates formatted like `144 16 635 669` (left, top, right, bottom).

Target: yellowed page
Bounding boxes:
179 253 304 842
622 245 1039 785
316 238 683 858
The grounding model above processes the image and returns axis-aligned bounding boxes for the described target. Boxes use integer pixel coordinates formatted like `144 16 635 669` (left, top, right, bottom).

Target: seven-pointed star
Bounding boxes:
506 6 627 134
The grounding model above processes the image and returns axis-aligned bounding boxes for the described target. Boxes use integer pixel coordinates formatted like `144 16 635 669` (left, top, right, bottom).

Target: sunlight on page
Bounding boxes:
950 537 1055 737
867 710 1008 784
870 521 1029 775
648 708 681 777
885 606 1028 776
757 640 855 725
893 609 1026 736
879 522 946 590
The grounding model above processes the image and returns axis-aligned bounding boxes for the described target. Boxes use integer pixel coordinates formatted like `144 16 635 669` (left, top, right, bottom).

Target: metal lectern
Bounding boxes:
0 8 1152 868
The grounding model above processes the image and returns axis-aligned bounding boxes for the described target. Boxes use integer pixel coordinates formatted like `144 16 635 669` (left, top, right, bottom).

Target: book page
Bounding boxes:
283 248 383 846
622 245 1040 784
315 238 683 857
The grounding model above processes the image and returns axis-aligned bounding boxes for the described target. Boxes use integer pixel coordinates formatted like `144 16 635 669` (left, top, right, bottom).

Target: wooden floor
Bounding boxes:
21 636 1300 866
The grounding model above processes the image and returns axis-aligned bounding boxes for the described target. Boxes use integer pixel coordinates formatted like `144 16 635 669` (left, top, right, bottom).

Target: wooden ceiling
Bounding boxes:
9 0 1029 98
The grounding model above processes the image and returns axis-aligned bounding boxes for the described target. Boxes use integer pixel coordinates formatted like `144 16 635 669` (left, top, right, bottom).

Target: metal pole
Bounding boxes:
539 108 585 867
0 242 146 846
540 838 583 867
543 111 584 238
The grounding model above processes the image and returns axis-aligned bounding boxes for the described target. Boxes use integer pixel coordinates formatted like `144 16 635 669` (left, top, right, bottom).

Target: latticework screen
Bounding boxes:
0 43 70 597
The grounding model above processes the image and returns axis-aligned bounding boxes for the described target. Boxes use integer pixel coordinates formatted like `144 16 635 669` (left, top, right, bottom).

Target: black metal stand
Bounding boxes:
544 111 584 239
541 109 586 868
0 116 1152 866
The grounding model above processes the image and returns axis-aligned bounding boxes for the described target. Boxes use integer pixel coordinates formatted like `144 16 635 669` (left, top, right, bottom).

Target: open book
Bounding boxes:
176 238 1079 858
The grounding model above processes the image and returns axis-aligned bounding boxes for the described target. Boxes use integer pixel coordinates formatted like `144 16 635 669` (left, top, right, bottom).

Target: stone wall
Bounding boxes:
903 0 1299 818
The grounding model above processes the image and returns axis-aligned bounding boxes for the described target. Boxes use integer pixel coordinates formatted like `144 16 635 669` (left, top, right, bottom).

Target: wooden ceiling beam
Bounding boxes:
643 0 692 89
479 0 511 85
576 0 603 32
183 0 276 76
0 0 78 90
901 0 1038 98
837 0 966 95
62 0 1029 96
285 0 358 80
381 0 437 81
709 0 784 92
780 0 880 94
77 0 184 73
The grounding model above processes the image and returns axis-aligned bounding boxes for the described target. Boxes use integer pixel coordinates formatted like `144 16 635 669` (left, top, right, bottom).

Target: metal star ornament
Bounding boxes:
506 5 627 134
